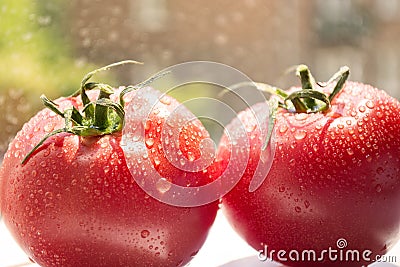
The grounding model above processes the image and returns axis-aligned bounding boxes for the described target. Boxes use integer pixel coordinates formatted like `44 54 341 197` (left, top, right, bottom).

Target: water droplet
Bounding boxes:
154 157 161 168
304 200 310 208
295 113 308 121
279 125 288 134
376 167 384 174
160 96 171 105
289 159 296 166
145 138 155 148
278 186 285 192
366 101 375 109
156 178 171 194
141 230 150 238
375 184 382 193
346 148 354 156
187 153 196 162
103 166 110 174
294 130 307 140
44 123 55 133
45 192 53 200
145 120 151 131
294 206 302 213
358 106 366 113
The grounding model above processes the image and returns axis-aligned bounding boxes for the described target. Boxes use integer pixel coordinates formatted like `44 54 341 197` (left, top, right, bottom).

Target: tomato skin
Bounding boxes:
0 88 218 267
219 82 400 266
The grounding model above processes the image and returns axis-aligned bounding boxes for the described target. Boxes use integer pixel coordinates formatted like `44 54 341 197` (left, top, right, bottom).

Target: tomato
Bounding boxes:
0 62 218 267
218 65 400 266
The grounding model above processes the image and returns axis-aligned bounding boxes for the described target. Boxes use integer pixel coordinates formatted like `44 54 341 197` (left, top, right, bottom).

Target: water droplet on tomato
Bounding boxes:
154 157 161 168
375 184 382 193
44 192 53 200
44 123 55 133
144 120 151 131
156 178 171 194
289 159 295 166
145 138 154 148
279 125 288 134
337 123 344 129
346 148 354 156
366 101 375 109
246 123 257 132
160 96 171 105
187 152 196 162
294 206 302 213
278 186 285 192
376 167 384 174
295 113 307 121
358 106 366 113
141 230 150 238
294 130 307 140
304 200 310 208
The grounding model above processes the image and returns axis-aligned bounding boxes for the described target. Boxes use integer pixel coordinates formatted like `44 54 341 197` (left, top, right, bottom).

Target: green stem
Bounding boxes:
328 66 350 102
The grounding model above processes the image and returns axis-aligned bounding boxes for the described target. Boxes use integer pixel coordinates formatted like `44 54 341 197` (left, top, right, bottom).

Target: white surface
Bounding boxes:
1 211 399 267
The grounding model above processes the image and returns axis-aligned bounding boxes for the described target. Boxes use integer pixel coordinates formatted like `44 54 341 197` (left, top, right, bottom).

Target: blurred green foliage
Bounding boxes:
0 0 95 101
0 0 101 157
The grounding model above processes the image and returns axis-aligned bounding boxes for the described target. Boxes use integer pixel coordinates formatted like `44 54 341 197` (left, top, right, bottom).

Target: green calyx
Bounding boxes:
265 64 350 113
21 60 167 165
228 65 350 150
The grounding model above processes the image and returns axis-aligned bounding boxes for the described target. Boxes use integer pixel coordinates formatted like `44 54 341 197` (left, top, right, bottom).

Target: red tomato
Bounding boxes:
218 66 400 266
0 62 218 267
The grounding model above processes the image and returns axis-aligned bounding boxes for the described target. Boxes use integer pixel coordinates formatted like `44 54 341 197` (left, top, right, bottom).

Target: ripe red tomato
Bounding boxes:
218 66 400 266
0 62 218 267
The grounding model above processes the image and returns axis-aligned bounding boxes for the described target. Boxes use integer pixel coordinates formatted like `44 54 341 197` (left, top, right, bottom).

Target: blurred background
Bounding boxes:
1 0 400 156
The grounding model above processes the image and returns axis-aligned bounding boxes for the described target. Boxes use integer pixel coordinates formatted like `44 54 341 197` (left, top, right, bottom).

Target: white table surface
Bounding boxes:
1 211 399 267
